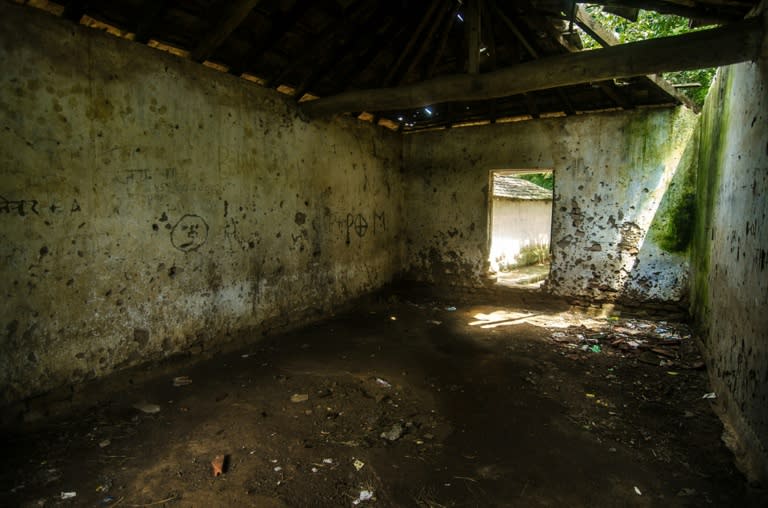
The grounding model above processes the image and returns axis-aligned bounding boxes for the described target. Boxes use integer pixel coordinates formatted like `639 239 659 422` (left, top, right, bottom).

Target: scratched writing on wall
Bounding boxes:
1 195 82 217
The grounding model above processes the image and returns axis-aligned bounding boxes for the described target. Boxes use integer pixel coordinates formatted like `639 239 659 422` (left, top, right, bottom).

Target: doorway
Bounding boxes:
488 169 554 288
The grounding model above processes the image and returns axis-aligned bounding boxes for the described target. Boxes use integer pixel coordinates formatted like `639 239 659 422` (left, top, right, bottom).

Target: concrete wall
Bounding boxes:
690 55 768 483
489 198 552 272
0 4 403 405
403 108 697 303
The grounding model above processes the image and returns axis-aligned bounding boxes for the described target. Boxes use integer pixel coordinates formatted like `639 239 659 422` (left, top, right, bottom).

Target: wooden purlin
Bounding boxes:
302 17 763 116
191 0 262 63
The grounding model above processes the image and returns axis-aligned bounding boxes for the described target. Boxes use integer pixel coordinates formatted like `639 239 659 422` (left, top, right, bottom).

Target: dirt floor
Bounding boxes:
1 286 766 507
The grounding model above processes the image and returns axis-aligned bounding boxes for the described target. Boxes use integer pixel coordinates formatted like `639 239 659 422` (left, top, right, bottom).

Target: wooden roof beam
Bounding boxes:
134 0 170 44
62 0 87 22
302 17 763 117
191 0 262 63
575 5 695 108
581 0 747 21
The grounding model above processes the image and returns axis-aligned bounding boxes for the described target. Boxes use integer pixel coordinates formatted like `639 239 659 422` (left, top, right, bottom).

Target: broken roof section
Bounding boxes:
493 175 553 201
17 0 763 132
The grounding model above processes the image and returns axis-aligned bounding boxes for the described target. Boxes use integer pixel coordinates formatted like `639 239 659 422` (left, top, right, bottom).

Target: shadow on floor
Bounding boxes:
1 287 764 507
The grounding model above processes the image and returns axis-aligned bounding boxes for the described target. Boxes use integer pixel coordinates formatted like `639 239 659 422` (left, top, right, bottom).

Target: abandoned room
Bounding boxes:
0 0 766 505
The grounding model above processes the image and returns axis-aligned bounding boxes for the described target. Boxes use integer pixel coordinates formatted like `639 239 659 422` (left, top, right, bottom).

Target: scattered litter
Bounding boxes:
427 320 442 325
291 393 309 403
353 490 374 505
666 371 679 376
211 454 226 477
353 459 365 471
241 354 249 358
273 466 282 472
375 378 391 388
323 458 334 464
389 316 397 321
311 467 318 473
100 495 115 505
173 376 193 387
585 393 596 398
702 392 717 399
98 439 111 448
60 492 77 500
589 344 601 354
380 423 404 441
445 306 457 311
132 402 161 414
634 486 642 496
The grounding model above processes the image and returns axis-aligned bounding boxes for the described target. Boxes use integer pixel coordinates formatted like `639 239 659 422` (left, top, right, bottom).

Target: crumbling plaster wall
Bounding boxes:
690 56 768 483
403 108 697 303
0 4 403 405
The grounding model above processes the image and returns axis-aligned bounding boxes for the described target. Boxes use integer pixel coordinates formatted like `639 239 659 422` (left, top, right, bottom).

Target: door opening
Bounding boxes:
488 169 554 288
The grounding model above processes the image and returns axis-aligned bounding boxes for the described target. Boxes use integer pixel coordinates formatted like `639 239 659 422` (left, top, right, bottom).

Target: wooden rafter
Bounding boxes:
232 0 312 76
425 2 462 78
134 0 169 44
383 0 442 86
191 0 262 63
467 0 481 74
582 0 748 21
288 2 392 97
302 17 763 117
62 0 87 22
575 5 695 109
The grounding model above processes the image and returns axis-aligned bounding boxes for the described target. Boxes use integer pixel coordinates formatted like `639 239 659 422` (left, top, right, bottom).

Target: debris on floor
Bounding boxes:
172 376 193 387
1 290 763 507
131 402 161 414
211 455 226 477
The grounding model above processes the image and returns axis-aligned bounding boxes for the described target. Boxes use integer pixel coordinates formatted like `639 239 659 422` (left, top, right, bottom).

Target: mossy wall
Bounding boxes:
403 108 697 304
690 57 768 484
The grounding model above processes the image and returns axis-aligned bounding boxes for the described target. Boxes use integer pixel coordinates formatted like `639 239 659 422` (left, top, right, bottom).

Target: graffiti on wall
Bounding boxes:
1 195 82 217
325 211 386 245
171 214 209 252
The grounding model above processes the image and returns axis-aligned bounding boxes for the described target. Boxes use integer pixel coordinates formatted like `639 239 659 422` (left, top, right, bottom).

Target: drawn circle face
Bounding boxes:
171 214 209 252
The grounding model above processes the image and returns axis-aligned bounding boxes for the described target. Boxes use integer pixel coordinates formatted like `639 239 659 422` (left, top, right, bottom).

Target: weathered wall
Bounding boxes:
690 55 768 483
489 198 552 271
402 108 697 303
0 4 402 405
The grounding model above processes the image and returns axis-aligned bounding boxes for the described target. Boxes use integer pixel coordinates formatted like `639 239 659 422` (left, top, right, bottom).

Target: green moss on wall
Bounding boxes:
689 68 733 323
656 191 696 252
648 109 698 254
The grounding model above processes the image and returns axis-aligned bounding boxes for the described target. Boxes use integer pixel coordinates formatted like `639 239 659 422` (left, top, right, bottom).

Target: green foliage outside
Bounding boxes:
515 244 551 268
579 7 716 106
517 172 554 190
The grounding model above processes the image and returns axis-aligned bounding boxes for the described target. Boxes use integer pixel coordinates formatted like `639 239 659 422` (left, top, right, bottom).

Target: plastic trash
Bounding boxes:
291 393 309 403
702 392 717 399
60 492 77 500
634 486 642 496
173 376 192 387
353 459 365 471
211 455 226 477
380 423 404 441
353 490 374 505
375 378 391 388
427 320 442 325
589 344 601 353
132 402 161 414
445 306 457 311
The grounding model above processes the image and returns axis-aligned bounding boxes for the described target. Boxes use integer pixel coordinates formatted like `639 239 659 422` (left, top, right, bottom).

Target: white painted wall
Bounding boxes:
489 198 551 271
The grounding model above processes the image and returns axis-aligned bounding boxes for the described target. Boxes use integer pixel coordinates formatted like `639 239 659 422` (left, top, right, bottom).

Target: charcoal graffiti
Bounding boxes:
373 212 385 233
171 214 209 252
115 167 177 185
347 213 368 241
1 195 39 216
